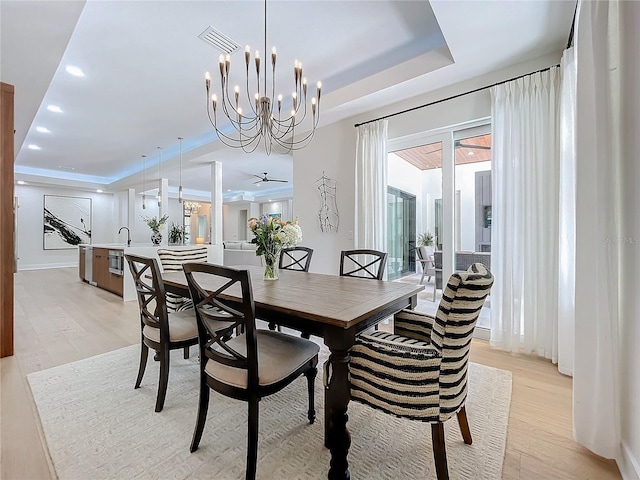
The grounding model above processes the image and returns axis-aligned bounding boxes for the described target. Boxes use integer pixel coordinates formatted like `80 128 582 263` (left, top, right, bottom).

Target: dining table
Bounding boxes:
161 264 424 480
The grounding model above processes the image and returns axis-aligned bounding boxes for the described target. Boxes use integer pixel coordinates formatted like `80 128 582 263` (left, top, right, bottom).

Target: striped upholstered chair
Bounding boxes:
157 247 208 312
349 263 493 480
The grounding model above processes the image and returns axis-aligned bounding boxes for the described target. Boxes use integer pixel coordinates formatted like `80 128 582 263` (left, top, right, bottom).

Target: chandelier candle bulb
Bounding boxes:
245 45 251 68
271 46 277 67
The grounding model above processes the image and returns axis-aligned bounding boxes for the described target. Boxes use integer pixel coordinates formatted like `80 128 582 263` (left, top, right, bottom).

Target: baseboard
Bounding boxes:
18 262 76 271
619 442 640 480
473 326 491 341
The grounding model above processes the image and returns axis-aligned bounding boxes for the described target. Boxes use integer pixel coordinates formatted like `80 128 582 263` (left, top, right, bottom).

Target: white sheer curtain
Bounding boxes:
557 47 577 376
355 120 388 253
573 0 621 460
490 68 561 360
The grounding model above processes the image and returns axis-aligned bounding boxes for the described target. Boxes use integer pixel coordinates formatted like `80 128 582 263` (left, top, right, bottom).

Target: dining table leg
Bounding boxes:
324 328 354 480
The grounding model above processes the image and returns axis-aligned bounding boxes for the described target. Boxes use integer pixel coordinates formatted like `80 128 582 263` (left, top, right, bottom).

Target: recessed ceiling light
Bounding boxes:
227 189 231 192
17 180 25 185
96 189 103 193
58 165 76 171
36 126 51 133
467 151 475 156
28 144 41 150
47 105 63 113
65 65 85 77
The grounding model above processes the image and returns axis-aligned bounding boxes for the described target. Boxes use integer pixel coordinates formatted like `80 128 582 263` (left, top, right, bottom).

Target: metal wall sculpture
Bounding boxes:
43 195 92 249
315 171 339 232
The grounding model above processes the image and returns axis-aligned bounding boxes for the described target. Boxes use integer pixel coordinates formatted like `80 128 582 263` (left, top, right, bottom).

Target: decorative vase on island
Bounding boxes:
263 246 281 280
151 231 162 245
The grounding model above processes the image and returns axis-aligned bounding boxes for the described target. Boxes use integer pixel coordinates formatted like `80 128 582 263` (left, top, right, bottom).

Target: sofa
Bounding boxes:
222 241 263 267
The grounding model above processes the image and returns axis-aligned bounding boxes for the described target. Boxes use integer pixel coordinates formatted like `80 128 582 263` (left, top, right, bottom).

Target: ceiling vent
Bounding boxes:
198 26 241 55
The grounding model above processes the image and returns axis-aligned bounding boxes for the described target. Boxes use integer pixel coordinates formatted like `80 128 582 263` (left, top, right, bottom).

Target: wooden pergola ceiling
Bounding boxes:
392 134 492 170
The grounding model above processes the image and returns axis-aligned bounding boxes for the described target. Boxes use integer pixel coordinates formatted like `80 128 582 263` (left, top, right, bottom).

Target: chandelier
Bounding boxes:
204 0 321 155
184 201 201 215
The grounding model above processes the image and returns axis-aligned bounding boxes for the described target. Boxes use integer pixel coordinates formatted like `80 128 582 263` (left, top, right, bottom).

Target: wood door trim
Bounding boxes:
1 82 15 358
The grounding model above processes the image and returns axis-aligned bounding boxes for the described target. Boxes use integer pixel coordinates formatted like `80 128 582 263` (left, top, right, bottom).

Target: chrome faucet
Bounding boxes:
118 226 131 247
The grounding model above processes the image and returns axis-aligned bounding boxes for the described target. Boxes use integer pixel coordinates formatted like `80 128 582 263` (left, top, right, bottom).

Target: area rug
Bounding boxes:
28 344 512 479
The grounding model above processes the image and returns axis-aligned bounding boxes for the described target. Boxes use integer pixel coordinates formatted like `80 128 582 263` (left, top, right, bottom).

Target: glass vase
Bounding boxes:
263 244 281 280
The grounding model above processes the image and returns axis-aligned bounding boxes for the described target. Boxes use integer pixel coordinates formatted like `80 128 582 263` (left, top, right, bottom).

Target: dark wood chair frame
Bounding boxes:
125 253 198 412
339 249 388 280
183 263 318 480
279 246 314 272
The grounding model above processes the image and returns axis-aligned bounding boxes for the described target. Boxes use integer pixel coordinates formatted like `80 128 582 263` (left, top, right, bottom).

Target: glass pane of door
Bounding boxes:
387 186 416 280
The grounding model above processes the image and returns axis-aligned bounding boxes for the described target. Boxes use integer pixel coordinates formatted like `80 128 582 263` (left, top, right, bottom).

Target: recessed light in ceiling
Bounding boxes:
65 65 85 77
96 189 103 193
28 144 41 150
36 126 51 133
58 165 76 171
47 105 63 113
17 180 25 185
467 151 475 156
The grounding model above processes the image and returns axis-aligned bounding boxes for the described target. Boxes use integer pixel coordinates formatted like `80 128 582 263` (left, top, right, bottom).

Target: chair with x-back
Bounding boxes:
125 253 199 412
279 246 314 272
349 263 494 479
183 262 319 480
339 249 388 280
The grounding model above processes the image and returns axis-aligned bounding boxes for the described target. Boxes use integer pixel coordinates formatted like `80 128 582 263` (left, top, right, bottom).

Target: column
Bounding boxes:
210 161 223 245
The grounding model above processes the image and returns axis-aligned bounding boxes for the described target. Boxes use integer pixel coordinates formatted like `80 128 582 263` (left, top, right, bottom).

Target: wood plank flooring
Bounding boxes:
1 267 621 479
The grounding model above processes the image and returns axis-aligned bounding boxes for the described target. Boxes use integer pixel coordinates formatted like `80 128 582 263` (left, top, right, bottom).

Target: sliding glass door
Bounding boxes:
387 187 416 280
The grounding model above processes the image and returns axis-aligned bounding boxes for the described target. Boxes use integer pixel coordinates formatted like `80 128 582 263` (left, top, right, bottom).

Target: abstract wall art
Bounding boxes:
43 195 92 249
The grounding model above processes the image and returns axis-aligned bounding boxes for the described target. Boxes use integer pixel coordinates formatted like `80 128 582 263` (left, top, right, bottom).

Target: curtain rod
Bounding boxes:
353 64 560 128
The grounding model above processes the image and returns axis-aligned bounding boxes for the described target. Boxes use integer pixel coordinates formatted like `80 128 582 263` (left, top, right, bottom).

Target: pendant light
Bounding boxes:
178 137 183 203
141 154 147 209
157 146 162 207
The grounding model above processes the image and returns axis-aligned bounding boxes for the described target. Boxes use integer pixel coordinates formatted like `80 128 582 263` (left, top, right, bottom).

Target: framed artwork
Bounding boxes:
43 195 92 249
268 213 282 220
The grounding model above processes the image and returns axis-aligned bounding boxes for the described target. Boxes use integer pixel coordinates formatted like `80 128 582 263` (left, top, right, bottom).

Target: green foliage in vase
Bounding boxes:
142 214 169 233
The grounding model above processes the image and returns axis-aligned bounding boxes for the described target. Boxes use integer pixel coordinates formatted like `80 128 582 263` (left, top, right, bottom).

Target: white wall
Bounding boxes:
15 185 117 270
14 185 190 270
619 2 640 477
293 120 356 275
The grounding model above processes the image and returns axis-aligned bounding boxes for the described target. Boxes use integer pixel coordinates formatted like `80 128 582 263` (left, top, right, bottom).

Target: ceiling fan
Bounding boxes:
252 172 288 184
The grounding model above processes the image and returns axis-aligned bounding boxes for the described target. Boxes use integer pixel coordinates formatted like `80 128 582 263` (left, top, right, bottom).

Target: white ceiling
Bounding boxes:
1 0 575 202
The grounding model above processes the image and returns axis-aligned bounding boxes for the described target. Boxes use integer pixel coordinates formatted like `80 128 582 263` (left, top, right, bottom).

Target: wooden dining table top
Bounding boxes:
162 265 424 329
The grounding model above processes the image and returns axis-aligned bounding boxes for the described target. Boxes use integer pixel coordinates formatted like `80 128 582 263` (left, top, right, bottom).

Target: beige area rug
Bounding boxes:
28 344 512 480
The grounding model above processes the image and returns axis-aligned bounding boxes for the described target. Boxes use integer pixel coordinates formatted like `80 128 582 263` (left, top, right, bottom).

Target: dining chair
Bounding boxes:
269 246 314 337
125 253 199 412
182 262 319 480
339 249 388 280
157 247 208 312
279 246 314 272
349 263 494 480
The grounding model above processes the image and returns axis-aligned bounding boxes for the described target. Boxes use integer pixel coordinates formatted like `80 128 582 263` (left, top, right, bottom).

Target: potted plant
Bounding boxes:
417 232 434 247
168 222 185 245
142 214 169 245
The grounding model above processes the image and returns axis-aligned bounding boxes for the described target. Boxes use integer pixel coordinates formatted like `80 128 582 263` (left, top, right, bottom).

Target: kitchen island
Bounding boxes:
79 243 223 302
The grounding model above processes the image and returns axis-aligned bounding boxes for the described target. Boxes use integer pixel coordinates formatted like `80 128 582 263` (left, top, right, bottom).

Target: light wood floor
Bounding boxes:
1 268 620 479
